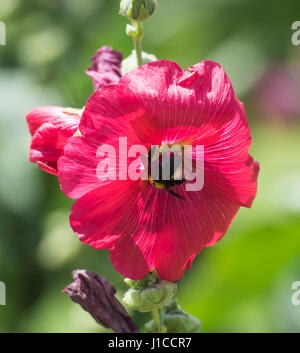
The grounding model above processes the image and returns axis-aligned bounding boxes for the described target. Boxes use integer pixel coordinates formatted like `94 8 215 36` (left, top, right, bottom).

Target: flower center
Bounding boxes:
147 145 185 199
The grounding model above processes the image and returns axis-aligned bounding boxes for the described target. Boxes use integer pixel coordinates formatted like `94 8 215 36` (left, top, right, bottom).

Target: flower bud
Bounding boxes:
123 272 177 313
86 46 123 92
63 270 138 333
120 0 157 23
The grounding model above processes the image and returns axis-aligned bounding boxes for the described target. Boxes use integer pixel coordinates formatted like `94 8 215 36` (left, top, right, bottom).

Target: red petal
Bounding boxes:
37 161 58 176
79 84 144 146
203 102 259 207
119 60 236 141
30 122 78 163
26 106 80 136
59 85 150 199
58 136 107 199
70 181 157 279
70 180 142 249
153 186 240 282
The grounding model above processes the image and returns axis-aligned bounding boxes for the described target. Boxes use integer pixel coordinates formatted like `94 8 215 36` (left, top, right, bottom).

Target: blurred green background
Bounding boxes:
1 0 300 333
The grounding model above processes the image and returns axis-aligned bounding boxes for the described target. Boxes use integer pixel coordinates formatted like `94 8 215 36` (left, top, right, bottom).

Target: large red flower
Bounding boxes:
58 60 259 282
26 106 81 175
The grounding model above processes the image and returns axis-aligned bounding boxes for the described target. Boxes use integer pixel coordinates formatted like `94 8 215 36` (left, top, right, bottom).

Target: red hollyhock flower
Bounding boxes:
58 60 259 282
26 106 81 176
86 46 123 91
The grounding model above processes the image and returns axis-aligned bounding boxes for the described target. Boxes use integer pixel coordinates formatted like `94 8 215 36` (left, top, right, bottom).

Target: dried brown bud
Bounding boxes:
63 270 138 333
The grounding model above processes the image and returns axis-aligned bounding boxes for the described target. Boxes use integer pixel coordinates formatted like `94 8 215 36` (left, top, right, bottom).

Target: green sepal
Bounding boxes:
123 272 177 313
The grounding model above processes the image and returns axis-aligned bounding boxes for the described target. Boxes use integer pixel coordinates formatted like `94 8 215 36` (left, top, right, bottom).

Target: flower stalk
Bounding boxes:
151 308 166 333
133 22 143 66
121 0 157 68
125 21 144 67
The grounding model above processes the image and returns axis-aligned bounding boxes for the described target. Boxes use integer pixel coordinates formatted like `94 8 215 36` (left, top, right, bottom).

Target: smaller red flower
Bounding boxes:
26 106 81 176
86 46 123 91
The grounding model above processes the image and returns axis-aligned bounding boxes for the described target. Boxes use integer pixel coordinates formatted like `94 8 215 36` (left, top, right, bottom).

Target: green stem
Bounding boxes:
133 37 143 66
132 22 143 67
152 308 164 333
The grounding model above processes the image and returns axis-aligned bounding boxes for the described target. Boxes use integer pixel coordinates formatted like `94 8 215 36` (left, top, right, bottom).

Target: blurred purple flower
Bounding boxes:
256 64 300 120
86 46 123 91
63 270 138 333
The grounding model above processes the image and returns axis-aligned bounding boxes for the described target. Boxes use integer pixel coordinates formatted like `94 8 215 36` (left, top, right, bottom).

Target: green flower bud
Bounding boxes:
163 313 202 333
122 50 157 74
145 300 202 333
123 272 177 313
120 0 158 23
